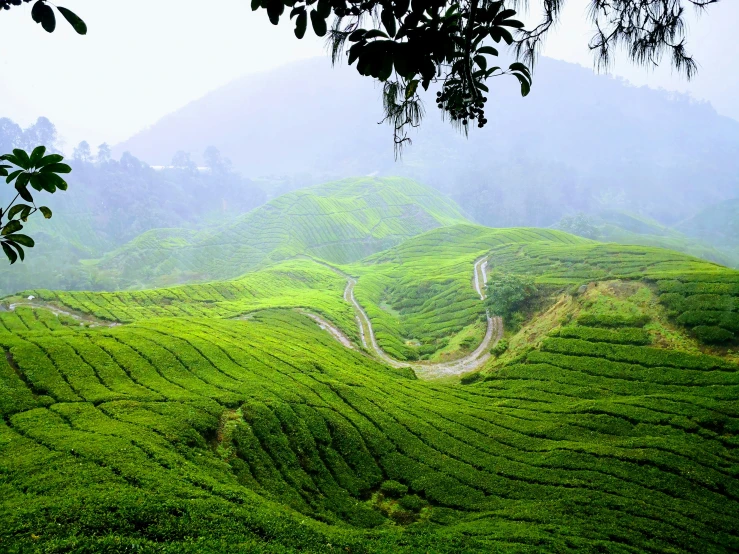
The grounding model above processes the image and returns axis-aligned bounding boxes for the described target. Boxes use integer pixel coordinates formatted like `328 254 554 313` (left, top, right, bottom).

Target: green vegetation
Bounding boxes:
349 225 588 360
0 282 736 551
484 272 538 328
89 176 468 289
0 199 737 552
557 210 738 268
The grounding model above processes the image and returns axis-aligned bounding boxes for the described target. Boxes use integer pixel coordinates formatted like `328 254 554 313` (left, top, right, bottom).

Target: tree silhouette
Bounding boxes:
253 0 717 150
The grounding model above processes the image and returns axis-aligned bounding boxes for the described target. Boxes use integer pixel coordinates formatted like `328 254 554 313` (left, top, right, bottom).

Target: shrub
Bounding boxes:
398 494 425 512
380 480 408 498
692 326 735 345
490 339 509 357
460 372 482 385
485 273 538 320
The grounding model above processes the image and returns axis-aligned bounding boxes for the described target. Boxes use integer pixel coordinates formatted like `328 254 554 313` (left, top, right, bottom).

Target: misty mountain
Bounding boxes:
116 57 739 227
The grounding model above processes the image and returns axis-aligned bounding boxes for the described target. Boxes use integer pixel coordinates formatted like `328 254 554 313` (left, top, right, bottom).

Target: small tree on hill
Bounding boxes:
557 212 601 240
485 272 538 323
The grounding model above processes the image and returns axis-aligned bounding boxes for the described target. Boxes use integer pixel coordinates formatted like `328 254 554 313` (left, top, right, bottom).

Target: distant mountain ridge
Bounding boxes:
115 56 739 228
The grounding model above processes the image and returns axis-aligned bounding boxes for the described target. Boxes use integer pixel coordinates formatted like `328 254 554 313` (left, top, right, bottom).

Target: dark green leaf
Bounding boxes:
266 0 284 24
37 154 63 167
0 154 21 167
405 79 419 99
12 149 30 169
7 204 31 220
310 10 327 36
31 175 55 193
40 3 56 32
8 242 24 262
494 9 517 22
31 0 45 23
294 11 307 38
289 6 304 18
316 0 330 19
4 234 34 248
378 56 393 82
29 146 46 166
474 55 487 71
2 220 23 236
2 242 18 264
363 29 388 40
39 162 72 174
57 7 87 35
40 206 52 219
348 30 365 42
497 27 514 45
6 170 22 184
381 7 397 38
251 0 261 10
347 44 361 66
15 182 34 203
477 46 499 57
509 62 531 80
513 72 530 96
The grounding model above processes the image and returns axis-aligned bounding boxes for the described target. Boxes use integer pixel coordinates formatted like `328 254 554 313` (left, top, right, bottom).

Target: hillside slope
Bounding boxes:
1 239 737 551
593 210 737 267
89 177 468 288
676 198 739 266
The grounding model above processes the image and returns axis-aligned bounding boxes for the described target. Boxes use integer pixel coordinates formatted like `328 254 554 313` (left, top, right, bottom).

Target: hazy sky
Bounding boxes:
0 0 736 150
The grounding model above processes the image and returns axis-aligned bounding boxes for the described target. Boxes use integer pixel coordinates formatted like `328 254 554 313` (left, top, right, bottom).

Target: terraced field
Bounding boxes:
90 177 469 288
1 223 738 552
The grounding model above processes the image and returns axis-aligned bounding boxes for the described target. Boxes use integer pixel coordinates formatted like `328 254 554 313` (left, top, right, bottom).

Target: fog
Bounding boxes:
0 1 737 294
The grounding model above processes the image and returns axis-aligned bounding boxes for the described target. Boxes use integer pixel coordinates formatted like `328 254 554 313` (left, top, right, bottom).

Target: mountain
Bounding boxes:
89 176 469 288
595 210 737 267
676 198 739 264
115 56 739 228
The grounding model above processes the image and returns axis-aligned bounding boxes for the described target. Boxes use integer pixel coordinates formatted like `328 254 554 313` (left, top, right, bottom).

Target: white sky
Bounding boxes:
0 0 736 151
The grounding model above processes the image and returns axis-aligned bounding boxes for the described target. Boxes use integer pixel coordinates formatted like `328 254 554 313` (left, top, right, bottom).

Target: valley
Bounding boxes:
0 179 737 552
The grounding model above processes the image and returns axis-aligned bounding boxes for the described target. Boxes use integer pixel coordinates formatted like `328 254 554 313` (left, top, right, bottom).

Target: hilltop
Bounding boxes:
89 177 468 288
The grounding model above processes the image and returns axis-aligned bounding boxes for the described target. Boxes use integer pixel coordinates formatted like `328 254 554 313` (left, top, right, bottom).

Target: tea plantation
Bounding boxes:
1 228 737 553
89 177 469 289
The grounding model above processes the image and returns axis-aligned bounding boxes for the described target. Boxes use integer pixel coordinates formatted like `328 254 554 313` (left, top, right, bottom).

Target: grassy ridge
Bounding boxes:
348 225 590 360
483 242 739 345
0 304 737 552
89 177 468 288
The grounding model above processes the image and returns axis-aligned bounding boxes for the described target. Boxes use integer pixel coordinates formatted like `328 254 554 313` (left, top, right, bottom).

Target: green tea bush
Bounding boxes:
557 325 651 345
692 325 735 345
379 480 409 498
490 339 509 357
398 494 426 512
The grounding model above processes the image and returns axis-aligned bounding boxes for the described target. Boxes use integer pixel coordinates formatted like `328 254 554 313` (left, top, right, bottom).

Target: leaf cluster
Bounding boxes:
252 0 532 151
0 146 70 263
0 0 86 34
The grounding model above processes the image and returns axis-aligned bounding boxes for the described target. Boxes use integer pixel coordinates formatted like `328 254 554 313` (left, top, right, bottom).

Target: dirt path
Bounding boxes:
4 301 120 327
305 256 502 378
299 310 355 349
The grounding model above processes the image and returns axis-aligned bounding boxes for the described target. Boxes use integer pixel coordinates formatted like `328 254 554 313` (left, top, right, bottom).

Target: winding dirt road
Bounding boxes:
311 257 502 378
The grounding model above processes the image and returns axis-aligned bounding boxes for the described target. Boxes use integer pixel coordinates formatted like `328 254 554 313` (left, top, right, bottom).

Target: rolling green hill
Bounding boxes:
1 221 738 552
596 210 738 267
676 198 739 267
89 177 468 289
